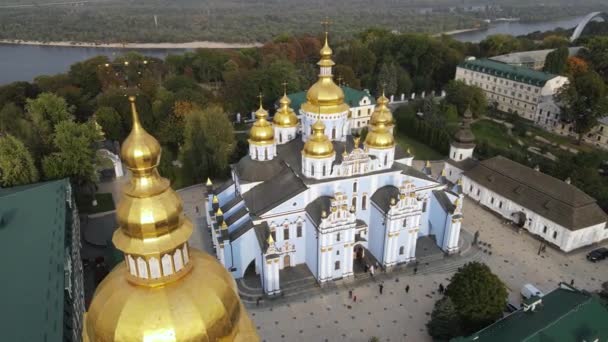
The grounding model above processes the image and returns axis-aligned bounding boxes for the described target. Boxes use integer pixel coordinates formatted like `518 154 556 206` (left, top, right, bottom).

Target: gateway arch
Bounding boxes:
570 12 608 42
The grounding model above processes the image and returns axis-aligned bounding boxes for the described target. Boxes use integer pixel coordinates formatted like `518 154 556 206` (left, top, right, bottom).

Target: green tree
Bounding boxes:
479 34 522 57
377 62 398 95
334 64 361 89
0 134 39 187
445 262 508 334
427 296 461 341
445 80 487 117
42 120 98 185
581 37 608 82
543 46 569 74
25 92 74 157
94 106 125 142
556 71 608 143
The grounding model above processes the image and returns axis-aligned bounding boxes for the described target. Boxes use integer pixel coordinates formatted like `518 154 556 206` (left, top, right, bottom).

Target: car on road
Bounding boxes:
586 247 608 262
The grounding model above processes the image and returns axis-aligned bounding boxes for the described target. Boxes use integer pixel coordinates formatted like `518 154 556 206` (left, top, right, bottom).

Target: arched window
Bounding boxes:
255 149 258 160
403 218 408 227
353 181 358 193
334 261 340 270
296 222 302 237
279 134 282 143
332 127 336 139
265 149 268 160
322 165 326 176
362 195 367 210
352 197 356 209
384 154 388 166
399 246 405 255
311 164 315 176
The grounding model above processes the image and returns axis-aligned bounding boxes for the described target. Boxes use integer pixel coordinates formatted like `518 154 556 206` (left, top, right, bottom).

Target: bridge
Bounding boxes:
570 11 608 42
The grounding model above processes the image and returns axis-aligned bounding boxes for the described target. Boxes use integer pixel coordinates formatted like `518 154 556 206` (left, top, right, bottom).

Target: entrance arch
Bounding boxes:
283 254 291 268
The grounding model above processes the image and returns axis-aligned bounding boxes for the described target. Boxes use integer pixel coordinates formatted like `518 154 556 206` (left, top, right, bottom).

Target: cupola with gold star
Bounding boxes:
84 96 258 342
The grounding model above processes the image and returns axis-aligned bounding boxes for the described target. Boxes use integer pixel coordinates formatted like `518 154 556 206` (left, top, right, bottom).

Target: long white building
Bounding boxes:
206 33 464 295
455 58 568 121
444 117 608 252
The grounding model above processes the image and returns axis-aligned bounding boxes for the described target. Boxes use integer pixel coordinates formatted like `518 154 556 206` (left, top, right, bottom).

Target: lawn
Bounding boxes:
396 134 444 160
472 120 517 150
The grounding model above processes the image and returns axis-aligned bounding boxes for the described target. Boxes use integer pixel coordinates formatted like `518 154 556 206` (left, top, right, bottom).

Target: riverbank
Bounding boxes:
435 27 482 36
0 39 262 49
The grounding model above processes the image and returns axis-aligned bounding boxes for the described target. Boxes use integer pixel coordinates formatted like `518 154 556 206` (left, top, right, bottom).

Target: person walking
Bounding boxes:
413 267 418 275
379 283 384 295
405 285 410 293
370 265 375 278
348 289 353 299
438 283 444 294
353 295 357 303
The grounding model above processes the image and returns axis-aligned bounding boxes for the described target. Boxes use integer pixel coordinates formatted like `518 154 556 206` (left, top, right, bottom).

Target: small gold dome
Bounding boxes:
249 102 274 145
303 120 335 158
365 121 395 149
370 92 394 130
121 96 161 171
84 251 258 342
273 93 298 127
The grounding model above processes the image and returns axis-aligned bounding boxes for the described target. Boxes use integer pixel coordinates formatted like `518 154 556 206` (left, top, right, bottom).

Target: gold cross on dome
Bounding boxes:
321 17 332 33
282 81 288 94
257 92 263 107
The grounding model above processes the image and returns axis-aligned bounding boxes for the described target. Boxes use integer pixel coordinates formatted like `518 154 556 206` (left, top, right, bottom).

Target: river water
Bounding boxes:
0 15 587 85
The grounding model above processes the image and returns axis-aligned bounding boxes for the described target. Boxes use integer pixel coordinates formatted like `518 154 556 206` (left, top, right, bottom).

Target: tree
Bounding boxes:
42 120 98 185
445 262 507 334
25 92 74 157
0 134 39 187
479 34 522 57
94 106 125 142
334 64 361 89
427 297 461 341
566 56 589 77
543 46 569 74
445 80 487 117
377 62 398 96
556 71 608 143
581 37 608 82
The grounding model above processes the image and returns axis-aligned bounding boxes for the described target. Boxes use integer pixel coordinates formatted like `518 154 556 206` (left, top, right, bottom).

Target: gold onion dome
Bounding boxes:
370 91 394 129
303 120 335 158
301 32 349 114
84 96 258 342
248 99 274 145
273 91 298 127
365 121 395 149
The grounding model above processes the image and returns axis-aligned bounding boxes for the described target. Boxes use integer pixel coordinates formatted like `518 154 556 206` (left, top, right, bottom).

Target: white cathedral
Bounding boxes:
206 33 464 295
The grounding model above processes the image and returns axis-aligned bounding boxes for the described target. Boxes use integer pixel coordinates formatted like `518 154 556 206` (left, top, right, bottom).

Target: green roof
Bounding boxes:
0 179 70 342
453 284 608 342
286 86 375 112
459 58 557 87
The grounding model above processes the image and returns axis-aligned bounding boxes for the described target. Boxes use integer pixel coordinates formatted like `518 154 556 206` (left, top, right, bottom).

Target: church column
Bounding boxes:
344 243 354 277
273 259 281 294
408 228 418 261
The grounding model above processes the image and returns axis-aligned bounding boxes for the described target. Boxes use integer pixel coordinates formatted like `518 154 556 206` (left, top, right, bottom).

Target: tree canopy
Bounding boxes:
427 296 461 341
0 134 39 187
543 46 569 74
445 80 487 117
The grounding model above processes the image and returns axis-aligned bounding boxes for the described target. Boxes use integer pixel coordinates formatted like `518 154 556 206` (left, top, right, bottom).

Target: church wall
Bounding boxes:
444 163 463 184
216 183 236 205
228 229 260 279
302 110 349 142
304 218 319 279
224 201 246 222
266 213 307 267
428 195 449 247
449 146 474 162
368 203 387 263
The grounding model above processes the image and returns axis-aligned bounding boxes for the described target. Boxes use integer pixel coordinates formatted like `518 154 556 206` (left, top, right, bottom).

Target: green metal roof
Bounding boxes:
0 179 69 342
453 284 608 342
286 86 375 112
459 58 557 87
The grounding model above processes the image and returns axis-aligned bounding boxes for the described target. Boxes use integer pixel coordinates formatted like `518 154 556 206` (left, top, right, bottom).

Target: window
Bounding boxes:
311 165 315 175
332 127 336 139
384 155 388 166
283 227 290 240
399 246 405 255
422 200 427 212
459 153 463 160
543 226 547 233
553 231 558 239
336 250 340 255
322 165 326 176
335 261 340 270
469 185 473 192
352 197 357 209
297 223 302 238
336 233 341 242
476 189 480 196
403 218 408 227
490 197 494 205
353 181 358 192
499 201 503 209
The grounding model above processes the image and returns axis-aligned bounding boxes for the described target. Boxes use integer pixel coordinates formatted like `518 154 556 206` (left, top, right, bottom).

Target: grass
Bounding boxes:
472 120 517 150
78 193 115 214
396 134 444 160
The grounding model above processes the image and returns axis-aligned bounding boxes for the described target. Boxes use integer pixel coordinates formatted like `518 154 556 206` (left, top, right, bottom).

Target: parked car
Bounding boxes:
521 283 544 300
586 247 608 262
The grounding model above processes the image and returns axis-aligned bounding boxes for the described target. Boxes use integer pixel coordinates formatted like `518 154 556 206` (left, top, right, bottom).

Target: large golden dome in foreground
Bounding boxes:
84 96 258 342
301 33 349 115
303 120 335 158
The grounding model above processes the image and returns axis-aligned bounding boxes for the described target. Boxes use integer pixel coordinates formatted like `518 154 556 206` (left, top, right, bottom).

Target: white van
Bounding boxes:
521 283 544 300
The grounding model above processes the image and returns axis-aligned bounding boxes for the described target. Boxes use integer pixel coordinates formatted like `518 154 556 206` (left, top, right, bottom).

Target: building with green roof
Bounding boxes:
455 58 568 121
285 86 377 130
453 283 608 342
0 179 84 342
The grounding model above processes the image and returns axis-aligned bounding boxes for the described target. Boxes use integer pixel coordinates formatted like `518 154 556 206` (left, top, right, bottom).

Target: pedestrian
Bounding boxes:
348 289 352 299
256 297 260 306
379 283 384 295
413 267 418 275
353 295 357 302
570 279 575 286
405 285 410 293
370 265 375 278
439 283 444 294
195 205 199 213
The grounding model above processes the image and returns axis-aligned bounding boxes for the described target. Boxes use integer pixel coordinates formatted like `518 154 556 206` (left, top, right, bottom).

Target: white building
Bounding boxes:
455 58 568 121
206 33 464 295
444 122 607 252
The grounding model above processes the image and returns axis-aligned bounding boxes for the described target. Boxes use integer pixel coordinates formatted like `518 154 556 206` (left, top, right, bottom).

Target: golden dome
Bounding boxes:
370 92 394 130
301 32 349 115
273 92 298 127
85 97 258 342
365 121 395 149
249 100 274 145
303 120 335 158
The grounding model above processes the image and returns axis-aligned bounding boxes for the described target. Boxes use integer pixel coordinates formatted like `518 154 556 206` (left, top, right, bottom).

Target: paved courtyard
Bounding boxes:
86 178 608 341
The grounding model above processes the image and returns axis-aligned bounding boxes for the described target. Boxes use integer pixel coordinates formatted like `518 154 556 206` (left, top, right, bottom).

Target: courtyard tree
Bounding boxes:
427 296 461 341
445 262 508 334
0 134 39 187
94 106 125 142
445 80 487 117
25 92 74 156
556 71 608 144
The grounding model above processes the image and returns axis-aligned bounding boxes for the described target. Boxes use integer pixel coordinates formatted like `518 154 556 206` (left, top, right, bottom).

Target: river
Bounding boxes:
0 15 588 85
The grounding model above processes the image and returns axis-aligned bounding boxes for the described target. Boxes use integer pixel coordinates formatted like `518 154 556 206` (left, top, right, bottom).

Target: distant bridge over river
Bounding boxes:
570 12 608 42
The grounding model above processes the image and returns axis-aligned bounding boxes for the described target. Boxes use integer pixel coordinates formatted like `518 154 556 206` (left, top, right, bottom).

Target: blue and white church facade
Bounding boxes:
206 33 464 295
